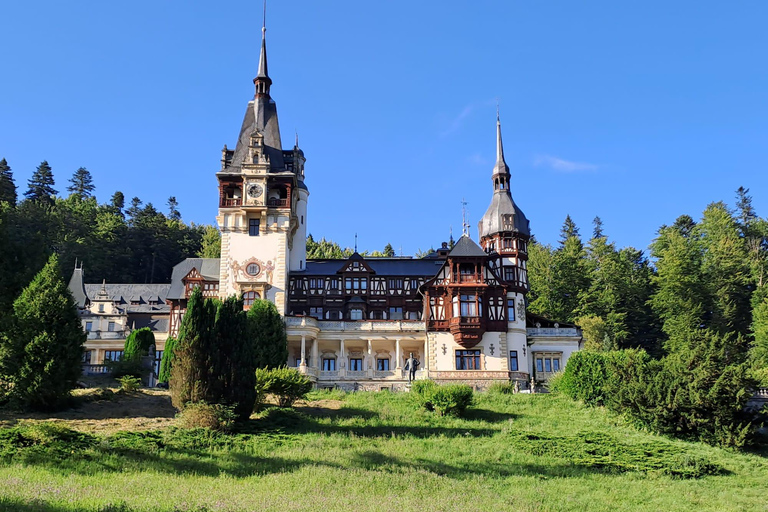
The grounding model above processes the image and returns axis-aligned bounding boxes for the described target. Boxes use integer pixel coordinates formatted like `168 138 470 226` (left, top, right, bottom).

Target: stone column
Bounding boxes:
367 339 373 378
340 339 346 377
300 335 306 367
423 338 429 371
395 338 402 369
311 338 318 370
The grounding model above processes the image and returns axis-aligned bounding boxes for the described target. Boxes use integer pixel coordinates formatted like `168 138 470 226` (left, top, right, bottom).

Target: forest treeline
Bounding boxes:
0 159 220 316
528 187 768 386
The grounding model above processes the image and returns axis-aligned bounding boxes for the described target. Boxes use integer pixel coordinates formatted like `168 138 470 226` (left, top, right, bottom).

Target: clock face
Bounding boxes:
247 183 263 198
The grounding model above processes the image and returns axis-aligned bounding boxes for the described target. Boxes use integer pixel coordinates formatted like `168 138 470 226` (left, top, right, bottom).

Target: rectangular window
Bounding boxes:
504 267 515 282
507 299 515 322
322 358 336 371
326 310 342 320
309 307 323 319
82 350 92 364
108 322 116 332
456 349 481 370
104 350 124 362
389 306 403 320
370 310 384 320
509 350 519 371
85 321 93 332
536 358 543 373
377 359 390 371
545 358 552 372
154 350 163 376
349 359 363 371
249 218 260 236
349 309 363 320
460 294 478 317
553 358 561 371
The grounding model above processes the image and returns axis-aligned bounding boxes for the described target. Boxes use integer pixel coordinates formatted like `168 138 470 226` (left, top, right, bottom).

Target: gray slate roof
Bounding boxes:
478 191 530 238
83 284 172 313
448 235 487 257
301 258 444 277
68 268 88 308
167 258 221 300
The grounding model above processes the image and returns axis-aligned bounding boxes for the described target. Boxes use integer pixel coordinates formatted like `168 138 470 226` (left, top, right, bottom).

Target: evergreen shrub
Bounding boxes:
256 367 312 408
157 336 177 384
176 402 236 431
555 351 612 406
410 379 438 410
430 384 474 416
123 327 155 361
117 375 141 393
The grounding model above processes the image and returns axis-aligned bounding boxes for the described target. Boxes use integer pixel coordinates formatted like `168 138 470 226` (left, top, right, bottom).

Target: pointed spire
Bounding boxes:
492 109 511 193
496 107 505 167
254 0 272 97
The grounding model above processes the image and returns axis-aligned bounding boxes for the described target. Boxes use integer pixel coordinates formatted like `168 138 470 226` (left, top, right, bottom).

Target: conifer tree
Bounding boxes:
158 336 177 384
110 191 125 216
0 254 85 410
383 243 395 257
124 327 155 360
67 167 95 200
0 158 17 206
25 161 57 205
247 298 288 368
197 225 221 258
167 196 181 221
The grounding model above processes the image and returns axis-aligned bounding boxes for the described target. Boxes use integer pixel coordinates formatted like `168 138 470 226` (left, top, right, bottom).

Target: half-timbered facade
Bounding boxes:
69 21 581 389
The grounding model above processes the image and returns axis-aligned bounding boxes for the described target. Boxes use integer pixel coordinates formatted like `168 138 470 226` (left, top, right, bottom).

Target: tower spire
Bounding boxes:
254 0 272 96
492 109 511 193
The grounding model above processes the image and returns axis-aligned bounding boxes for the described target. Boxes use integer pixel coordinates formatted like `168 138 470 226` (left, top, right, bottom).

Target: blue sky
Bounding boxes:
2 1 767 256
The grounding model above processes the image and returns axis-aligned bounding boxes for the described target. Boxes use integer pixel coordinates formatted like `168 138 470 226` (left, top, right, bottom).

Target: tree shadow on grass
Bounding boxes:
239 407 497 438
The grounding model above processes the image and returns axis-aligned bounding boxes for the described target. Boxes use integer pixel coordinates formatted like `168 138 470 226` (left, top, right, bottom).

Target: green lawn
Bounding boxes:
1 390 767 512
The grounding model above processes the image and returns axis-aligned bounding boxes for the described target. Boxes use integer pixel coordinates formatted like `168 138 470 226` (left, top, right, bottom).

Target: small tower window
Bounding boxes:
249 219 260 236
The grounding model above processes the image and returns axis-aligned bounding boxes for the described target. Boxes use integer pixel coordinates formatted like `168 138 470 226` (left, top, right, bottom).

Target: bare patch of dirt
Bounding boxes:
0 389 177 434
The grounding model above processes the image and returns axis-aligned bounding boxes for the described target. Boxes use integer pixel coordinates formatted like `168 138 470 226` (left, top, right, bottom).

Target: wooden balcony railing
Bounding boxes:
220 198 241 207
268 198 289 207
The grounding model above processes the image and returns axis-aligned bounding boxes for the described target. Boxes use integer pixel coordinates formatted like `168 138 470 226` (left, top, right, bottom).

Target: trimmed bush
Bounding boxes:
554 351 611 406
410 379 438 410
411 381 473 416
123 327 155 361
256 367 312 408
176 402 236 431
430 384 474 416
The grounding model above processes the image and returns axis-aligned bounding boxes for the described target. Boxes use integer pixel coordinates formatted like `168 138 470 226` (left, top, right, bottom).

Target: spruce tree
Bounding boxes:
212 296 256 419
67 167 95 200
0 158 17 206
167 196 181 221
247 298 288 368
0 254 85 410
383 243 395 257
25 161 58 205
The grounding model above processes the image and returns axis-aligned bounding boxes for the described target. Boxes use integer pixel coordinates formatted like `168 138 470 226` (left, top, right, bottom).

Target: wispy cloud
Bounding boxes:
439 99 497 137
534 154 598 172
466 153 489 166
440 104 476 137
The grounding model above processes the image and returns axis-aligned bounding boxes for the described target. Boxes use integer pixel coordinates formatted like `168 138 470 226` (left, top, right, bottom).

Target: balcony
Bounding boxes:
220 198 242 208
449 316 485 348
267 198 289 207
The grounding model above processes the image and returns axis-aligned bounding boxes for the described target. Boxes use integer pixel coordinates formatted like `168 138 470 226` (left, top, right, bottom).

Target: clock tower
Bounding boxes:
215 24 308 314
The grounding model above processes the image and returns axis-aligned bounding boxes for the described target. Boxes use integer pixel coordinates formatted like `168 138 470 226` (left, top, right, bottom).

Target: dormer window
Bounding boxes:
98 304 104 313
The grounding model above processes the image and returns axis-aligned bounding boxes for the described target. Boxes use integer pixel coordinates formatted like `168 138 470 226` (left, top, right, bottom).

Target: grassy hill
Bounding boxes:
0 389 767 512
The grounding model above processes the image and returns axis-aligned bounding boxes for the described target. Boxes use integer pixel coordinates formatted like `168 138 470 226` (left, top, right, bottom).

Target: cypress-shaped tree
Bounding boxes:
25 161 57 205
247 298 288 368
0 158 17 206
158 336 177 384
124 327 155 360
0 254 85 410
67 167 95 200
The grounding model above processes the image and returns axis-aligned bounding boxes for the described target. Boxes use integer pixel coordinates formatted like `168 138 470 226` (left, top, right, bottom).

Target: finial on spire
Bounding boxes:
254 0 271 94
295 130 299 148
262 0 267 31
354 233 358 252
461 198 470 237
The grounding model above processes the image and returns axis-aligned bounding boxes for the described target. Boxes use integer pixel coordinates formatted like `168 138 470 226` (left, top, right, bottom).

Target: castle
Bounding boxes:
69 24 582 390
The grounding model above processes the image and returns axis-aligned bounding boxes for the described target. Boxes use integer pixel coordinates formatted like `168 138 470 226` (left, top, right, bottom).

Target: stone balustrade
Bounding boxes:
526 327 580 337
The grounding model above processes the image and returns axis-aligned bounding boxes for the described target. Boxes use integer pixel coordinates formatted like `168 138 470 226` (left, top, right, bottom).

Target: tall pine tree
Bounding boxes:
0 158 17 205
25 161 57 205
247 298 288 368
67 167 95 200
